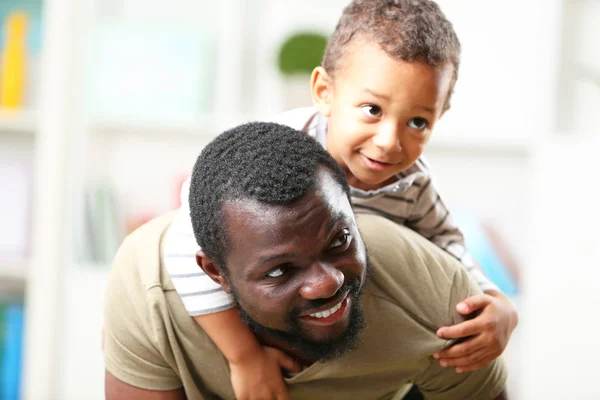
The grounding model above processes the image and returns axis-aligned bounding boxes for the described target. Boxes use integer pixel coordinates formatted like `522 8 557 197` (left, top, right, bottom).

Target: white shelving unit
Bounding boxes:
0 260 28 295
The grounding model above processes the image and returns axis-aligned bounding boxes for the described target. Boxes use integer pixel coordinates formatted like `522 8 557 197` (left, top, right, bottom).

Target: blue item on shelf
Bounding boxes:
1 303 24 400
452 211 518 297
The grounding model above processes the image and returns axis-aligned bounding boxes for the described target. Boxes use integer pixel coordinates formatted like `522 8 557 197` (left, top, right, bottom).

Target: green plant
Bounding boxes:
277 32 328 76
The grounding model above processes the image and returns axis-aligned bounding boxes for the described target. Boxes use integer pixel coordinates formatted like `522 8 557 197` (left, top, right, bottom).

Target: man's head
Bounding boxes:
311 0 460 191
189 122 369 361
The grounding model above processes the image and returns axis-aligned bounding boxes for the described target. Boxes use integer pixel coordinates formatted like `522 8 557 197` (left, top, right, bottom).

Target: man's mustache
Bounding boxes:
294 278 361 314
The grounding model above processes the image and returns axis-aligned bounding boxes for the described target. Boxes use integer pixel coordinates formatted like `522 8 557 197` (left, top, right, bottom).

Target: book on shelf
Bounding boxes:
0 155 31 262
76 183 123 265
0 301 24 400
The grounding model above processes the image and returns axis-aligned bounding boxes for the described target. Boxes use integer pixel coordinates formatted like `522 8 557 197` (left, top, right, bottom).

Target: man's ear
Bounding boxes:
310 66 333 117
196 250 232 293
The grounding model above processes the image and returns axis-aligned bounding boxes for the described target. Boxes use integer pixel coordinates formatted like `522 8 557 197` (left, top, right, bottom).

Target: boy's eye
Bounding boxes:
361 105 382 118
329 229 352 249
407 117 428 130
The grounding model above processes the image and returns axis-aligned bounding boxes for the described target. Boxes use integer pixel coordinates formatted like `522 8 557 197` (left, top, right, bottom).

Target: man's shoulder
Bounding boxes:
128 211 177 245
109 211 177 300
357 214 480 330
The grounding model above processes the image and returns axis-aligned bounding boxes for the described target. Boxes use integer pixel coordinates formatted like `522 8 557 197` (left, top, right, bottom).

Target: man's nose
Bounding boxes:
299 264 344 300
372 123 402 152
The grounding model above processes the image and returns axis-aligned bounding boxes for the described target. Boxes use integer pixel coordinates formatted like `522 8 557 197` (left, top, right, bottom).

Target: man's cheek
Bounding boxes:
251 301 287 329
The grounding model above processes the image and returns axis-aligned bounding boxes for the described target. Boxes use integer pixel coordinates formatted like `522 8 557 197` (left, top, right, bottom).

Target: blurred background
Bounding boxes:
0 0 598 398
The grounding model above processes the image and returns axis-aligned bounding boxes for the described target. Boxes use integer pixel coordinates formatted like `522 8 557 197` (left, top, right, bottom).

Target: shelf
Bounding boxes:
0 109 38 134
90 114 253 138
0 259 28 295
0 259 29 281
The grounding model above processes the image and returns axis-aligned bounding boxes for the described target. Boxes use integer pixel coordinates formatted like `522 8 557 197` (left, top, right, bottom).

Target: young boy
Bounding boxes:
164 0 519 398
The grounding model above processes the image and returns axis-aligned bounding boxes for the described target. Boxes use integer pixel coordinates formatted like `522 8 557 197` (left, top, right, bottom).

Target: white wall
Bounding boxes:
425 149 531 265
520 137 600 399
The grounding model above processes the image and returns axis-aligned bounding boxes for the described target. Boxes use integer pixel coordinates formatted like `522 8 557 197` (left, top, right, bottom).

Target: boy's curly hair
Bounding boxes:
323 0 460 110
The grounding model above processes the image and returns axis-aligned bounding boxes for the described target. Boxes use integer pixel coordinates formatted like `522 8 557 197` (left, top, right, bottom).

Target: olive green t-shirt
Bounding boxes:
104 212 507 400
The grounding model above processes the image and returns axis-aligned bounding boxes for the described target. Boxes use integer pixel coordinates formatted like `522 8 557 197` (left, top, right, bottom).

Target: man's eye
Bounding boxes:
266 265 289 278
330 229 352 249
407 117 428 130
361 105 382 118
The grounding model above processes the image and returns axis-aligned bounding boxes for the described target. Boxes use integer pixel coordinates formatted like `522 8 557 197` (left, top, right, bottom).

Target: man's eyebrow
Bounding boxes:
255 212 349 265
326 210 352 235
256 252 298 265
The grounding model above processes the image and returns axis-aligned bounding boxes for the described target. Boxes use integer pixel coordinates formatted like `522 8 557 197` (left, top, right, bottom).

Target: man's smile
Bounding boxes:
298 294 351 327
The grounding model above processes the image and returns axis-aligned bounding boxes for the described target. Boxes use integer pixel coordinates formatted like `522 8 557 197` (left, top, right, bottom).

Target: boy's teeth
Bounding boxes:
309 299 343 318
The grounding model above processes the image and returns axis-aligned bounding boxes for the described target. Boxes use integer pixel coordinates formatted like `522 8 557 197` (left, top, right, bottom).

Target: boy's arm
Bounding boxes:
414 264 508 400
404 174 498 293
194 292 301 400
405 172 518 372
193 309 263 364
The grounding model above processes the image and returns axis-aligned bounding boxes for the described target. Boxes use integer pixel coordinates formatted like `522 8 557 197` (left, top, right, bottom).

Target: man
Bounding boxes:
104 122 508 399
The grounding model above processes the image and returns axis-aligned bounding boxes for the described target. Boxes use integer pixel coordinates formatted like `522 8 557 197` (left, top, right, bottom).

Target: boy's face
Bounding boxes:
311 40 454 191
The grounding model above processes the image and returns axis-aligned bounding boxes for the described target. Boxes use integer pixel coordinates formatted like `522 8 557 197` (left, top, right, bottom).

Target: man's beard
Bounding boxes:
230 261 371 362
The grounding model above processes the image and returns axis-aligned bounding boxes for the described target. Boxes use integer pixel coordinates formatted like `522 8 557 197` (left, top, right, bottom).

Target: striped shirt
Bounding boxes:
163 108 497 316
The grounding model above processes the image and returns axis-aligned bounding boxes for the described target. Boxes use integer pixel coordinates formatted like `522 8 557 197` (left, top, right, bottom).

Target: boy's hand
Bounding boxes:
433 291 518 373
229 345 302 400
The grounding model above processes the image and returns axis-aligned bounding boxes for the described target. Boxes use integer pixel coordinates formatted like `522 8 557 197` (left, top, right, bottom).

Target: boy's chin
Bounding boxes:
349 169 401 189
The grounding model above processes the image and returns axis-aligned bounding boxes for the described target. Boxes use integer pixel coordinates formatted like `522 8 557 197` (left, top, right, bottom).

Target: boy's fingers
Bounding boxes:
275 352 303 373
264 346 302 373
456 294 492 315
433 336 486 359
276 389 291 400
438 348 491 368
437 318 481 339
455 354 497 373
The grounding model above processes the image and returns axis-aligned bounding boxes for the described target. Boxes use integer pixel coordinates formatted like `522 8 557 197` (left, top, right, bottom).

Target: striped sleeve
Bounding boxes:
164 177 235 316
405 174 499 293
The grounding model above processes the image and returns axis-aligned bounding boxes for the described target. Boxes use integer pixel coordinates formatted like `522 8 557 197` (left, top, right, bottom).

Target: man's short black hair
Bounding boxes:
189 121 350 270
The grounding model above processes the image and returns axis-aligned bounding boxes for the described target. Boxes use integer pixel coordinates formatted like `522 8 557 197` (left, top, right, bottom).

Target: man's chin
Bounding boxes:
293 294 365 362
296 294 354 343
261 291 365 362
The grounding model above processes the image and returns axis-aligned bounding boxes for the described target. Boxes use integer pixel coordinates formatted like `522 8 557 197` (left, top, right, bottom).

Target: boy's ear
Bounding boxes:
440 101 451 118
310 66 333 117
196 250 232 293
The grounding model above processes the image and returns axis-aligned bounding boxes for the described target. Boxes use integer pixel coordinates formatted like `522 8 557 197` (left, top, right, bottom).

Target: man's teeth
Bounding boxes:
309 299 343 318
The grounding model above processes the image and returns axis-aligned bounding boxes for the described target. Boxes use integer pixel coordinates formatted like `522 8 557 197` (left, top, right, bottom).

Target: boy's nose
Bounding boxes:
300 264 344 301
372 125 402 152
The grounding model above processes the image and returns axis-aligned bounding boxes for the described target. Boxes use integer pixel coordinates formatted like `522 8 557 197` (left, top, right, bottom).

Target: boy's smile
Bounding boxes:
312 40 454 191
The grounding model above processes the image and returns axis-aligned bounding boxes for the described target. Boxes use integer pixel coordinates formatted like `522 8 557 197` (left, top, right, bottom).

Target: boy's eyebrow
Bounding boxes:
414 105 435 114
362 89 435 114
362 88 390 101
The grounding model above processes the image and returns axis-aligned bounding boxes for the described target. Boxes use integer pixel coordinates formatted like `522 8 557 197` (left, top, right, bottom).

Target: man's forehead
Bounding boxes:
224 168 351 217
314 167 354 220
